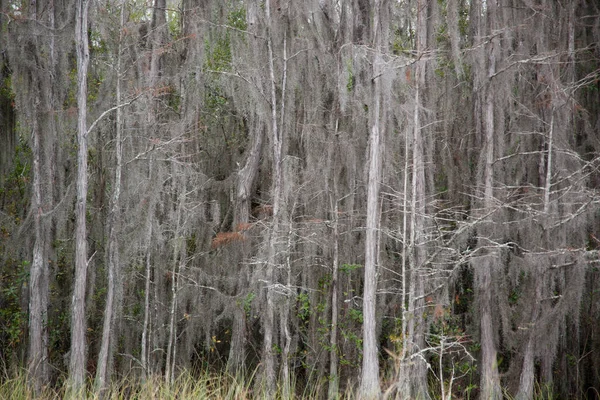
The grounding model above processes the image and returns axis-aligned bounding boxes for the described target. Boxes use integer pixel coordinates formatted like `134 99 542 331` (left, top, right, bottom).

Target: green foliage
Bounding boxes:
318 274 332 290
65 67 77 108
203 4 247 74
508 288 520 305
458 7 469 37
204 36 233 73
186 233 197 254
340 263 362 274
64 64 103 107
227 6 247 31
339 328 362 361
346 61 355 92
167 8 182 38
127 0 152 23
297 292 311 322
348 307 363 324
0 260 28 358
392 26 414 55
0 139 32 221
162 84 182 113
242 291 256 317
0 75 15 103
86 70 104 104
90 30 107 54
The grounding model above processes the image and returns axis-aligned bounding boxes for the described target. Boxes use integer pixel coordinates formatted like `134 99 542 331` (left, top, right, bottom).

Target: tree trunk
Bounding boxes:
165 181 186 385
476 14 501 397
141 225 153 379
395 1 429 398
95 3 126 393
27 104 49 394
360 6 384 399
68 0 90 393
328 183 340 400
26 1 56 393
360 94 382 399
260 0 283 395
233 119 264 230
227 118 264 375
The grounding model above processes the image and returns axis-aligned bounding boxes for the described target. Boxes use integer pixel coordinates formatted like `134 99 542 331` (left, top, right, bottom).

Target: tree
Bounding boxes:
359 0 389 397
69 0 90 392
95 1 126 393
260 0 284 393
28 99 50 395
397 1 431 398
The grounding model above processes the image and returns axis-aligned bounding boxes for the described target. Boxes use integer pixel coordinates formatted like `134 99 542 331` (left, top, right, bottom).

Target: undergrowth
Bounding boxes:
0 370 357 400
0 370 586 399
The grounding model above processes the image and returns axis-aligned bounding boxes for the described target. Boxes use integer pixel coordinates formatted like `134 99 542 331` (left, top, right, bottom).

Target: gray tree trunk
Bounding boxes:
27 105 49 394
26 1 56 393
476 9 501 396
69 0 90 392
165 178 186 385
260 0 284 395
226 120 263 375
95 2 126 392
395 1 430 398
360 2 387 397
328 184 340 400
141 224 153 379
327 114 342 399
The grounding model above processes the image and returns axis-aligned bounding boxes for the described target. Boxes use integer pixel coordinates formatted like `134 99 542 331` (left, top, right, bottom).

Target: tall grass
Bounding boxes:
0 369 354 399
2 370 581 399
0 370 254 400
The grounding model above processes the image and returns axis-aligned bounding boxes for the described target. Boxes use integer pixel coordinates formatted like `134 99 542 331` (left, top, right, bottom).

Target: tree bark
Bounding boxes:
226 120 263 375
360 2 386 397
260 0 283 395
360 91 382 400
476 7 501 395
26 1 56 393
69 0 90 392
395 1 429 399
165 180 186 385
141 224 153 379
27 104 49 394
95 2 126 393
328 184 340 400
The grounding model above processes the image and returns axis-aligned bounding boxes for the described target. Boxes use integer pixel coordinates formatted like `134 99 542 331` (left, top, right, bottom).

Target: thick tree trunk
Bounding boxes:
360 20 383 400
360 92 382 400
69 0 90 392
227 302 247 374
477 24 501 399
516 261 543 400
226 122 263 374
26 1 56 393
234 121 264 230
360 1 392 397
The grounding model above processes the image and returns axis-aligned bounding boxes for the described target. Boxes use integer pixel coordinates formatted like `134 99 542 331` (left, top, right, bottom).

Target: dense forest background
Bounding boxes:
1 0 599 398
